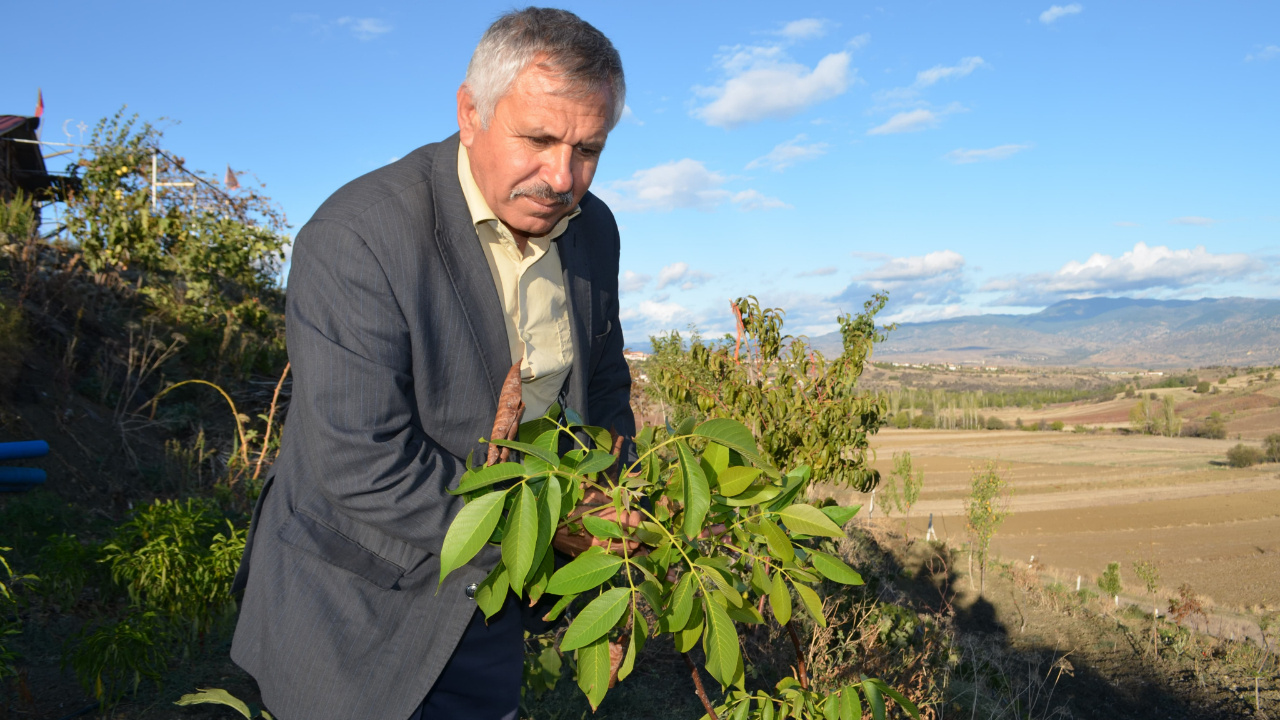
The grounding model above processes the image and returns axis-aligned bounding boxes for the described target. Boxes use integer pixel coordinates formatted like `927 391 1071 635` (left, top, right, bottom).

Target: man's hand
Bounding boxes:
552 488 642 557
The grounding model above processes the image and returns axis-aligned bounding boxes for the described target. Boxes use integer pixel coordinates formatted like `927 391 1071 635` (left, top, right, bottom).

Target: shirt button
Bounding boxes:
465 583 478 600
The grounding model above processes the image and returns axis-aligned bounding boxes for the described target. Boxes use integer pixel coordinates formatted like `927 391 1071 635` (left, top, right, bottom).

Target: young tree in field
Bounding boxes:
1265 433 1280 462
1129 396 1159 435
1098 562 1123 608
964 461 1010 596
1159 396 1182 437
1133 559 1161 655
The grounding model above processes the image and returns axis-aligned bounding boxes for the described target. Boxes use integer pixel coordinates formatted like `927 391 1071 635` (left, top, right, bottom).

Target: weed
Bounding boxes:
67 610 172 707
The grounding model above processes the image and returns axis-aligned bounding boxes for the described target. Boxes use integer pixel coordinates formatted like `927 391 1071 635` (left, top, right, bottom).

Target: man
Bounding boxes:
230 9 634 719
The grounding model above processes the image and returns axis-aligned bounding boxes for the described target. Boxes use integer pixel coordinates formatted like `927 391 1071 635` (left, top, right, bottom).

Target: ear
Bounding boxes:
457 85 480 147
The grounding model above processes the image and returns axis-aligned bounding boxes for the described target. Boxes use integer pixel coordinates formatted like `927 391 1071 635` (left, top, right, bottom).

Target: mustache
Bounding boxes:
509 182 574 207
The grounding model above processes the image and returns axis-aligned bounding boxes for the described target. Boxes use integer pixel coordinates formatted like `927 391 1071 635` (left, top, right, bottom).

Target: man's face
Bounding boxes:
458 62 611 241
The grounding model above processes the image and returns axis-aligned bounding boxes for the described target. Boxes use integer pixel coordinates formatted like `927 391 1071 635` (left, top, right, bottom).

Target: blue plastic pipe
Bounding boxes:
0 440 50 461
0 467 46 486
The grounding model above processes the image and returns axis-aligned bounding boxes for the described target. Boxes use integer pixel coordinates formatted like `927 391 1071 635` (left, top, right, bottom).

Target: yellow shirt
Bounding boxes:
457 144 577 422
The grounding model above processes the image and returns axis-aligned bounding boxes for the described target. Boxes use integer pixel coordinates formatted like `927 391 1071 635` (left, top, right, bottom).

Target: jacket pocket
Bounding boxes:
278 510 407 590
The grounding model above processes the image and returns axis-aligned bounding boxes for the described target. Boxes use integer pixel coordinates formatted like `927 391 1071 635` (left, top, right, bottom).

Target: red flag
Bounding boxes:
224 164 240 190
34 89 44 118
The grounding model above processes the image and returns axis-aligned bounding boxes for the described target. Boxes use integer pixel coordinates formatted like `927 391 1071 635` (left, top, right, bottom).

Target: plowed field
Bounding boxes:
826 429 1280 611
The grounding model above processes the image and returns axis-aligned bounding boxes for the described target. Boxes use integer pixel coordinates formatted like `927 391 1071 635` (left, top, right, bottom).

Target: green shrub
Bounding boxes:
1195 381 1211 393
34 533 103 609
1264 434 1280 462
1098 562 1122 607
985 416 1005 430
910 412 935 429
1226 443 1263 468
99 499 245 634
68 611 172 707
892 412 912 429
1050 420 1065 431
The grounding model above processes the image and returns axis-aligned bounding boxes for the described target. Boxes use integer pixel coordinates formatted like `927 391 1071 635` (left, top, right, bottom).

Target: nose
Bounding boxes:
544 145 574 194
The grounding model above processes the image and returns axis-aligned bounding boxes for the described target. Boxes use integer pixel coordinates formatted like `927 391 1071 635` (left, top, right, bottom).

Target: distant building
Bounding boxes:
623 350 649 362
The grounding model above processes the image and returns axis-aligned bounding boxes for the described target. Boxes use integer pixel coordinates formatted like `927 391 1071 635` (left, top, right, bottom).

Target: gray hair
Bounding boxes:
464 7 626 130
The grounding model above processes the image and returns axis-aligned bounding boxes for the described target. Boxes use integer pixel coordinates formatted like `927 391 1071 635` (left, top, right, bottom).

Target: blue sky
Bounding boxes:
6 2 1278 342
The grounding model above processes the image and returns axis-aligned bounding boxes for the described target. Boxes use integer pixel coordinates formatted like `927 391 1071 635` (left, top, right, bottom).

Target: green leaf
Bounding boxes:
547 547 624 595
526 545 554 605
769 571 792 625
700 567 743 607
529 477 562 586
174 688 252 718
839 686 861 720
863 678 885 720
721 483 782 507
450 462 525 495
439 489 508 585
703 597 742 688
792 580 826 628
823 694 839 720
485 438 559 466
503 483 538 595
673 415 697 437
820 504 860 528
637 578 664 614
573 449 618 476
575 635 612 711
750 561 771 595
677 441 711 539
777 504 845 538
758 518 794 563
693 419 779 477
877 680 920 719
563 406 587 427
475 562 509 618
518 416 560 444
618 612 640 682
543 592 578 622
715 466 762 497
582 514 624 540
762 695 776 720
561 587 632 652
702 441 730 482
724 601 764 625
810 551 864 586
674 600 704 653
666 571 696 631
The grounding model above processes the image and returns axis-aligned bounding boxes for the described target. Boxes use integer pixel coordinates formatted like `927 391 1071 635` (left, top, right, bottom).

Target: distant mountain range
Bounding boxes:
807 297 1280 368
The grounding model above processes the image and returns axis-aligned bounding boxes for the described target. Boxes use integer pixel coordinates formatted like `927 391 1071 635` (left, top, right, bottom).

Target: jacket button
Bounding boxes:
465 583 477 600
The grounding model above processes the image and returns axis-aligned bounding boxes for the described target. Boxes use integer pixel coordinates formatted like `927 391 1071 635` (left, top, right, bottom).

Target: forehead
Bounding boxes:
498 65 612 139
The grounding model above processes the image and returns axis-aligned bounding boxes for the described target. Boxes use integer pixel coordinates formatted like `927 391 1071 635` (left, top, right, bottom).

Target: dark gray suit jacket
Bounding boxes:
230 134 635 720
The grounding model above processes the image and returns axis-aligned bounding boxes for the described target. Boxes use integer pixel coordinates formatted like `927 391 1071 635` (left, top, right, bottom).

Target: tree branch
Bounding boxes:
681 653 721 720
785 621 809 689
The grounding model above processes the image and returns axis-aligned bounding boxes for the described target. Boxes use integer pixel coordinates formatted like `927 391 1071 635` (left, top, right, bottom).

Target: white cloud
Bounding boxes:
944 144 1031 163
599 159 786 212
621 299 693 329
336 17 392 40
798 266 838 277
731 189 792 211
868 109 940 135
621 270 651 293
694 46 854 127
746 135 830 171
656 262 713 291
777 18 829 41
915 57 987 87
983 242 1263 305
1246 45 1280 62
1172 216 1217 226
847 33 871 50
860 250 966 282
1039 4 1083 24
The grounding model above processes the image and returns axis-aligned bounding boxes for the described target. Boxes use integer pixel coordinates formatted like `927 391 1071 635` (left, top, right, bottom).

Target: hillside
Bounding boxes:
809 297 1280 368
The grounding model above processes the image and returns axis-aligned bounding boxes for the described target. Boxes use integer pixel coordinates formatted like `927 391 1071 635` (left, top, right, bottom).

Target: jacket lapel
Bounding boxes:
430 134 511 406
556 223 593 420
